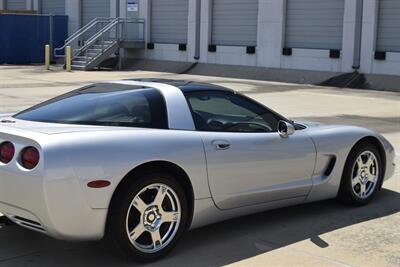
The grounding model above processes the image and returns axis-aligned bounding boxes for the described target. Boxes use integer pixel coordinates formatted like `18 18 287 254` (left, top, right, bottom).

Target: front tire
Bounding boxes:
338 142 382 205
106 172 188 262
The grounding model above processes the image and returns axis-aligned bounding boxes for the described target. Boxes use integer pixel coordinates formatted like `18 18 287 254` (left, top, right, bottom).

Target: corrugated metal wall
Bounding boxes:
0 14 68 64
5 0 26 10
376 0 400 52
151 0 189 44
211 0 258 46
285 0 345 50
41 0 65 15
81 0 110 26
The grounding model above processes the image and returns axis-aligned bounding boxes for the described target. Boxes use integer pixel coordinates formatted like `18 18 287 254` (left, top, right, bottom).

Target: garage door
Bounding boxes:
285 0 345 50
81 0 110 26
211 0 258 46
41 0 65 15
376 0 400 52
5 0 26 10
151 0 189 44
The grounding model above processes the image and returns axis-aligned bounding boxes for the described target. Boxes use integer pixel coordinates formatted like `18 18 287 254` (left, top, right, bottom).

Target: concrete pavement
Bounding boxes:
0 65 399 266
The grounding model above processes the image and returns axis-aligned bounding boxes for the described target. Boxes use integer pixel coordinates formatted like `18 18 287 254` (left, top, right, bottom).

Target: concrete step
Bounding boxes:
92 45 108 50
71 65 85 70
74 56 89 61
86 53 98 58
87 48 102 54
72 61 87 66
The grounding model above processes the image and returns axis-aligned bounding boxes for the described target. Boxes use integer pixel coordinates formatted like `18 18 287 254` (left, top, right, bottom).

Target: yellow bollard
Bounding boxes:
66 46 72 72
45 44 50 70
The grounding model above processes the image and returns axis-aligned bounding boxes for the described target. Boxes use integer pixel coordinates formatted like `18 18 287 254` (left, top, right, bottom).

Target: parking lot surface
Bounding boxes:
0 65 399 266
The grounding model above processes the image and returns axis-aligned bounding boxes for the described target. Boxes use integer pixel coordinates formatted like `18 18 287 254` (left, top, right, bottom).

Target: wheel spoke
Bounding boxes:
129 223 146 241
359 183 367 197
356 157 363 167
132 196 147 213
162 211 179 223
368 173 377 183
365 153 374 168
153 186 167 206
352 178 360 186
150 229 162 249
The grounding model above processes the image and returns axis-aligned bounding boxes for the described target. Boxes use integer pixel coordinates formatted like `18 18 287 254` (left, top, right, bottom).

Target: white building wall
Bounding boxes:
11 0 399 76
137 0 195 62
65 0 80 35
360 0 400 76
196 0 358 72
199 0 257 66
280 0 356 72
257 0 285 68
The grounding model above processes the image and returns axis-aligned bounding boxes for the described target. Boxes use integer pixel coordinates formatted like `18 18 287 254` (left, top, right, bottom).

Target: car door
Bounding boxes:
184 90 316 210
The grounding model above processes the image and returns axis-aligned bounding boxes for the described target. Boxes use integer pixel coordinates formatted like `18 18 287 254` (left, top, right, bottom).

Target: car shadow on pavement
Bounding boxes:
0 188 399 266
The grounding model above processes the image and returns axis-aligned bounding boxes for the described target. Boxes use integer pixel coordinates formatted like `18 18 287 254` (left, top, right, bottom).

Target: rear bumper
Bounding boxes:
0 168 108 241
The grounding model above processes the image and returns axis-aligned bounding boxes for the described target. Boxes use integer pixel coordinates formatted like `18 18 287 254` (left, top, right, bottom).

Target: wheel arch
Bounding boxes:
108 160 195 230
347 136 387 189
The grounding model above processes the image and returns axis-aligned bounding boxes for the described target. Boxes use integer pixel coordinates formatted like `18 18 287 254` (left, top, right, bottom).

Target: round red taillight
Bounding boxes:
20 147 40 170
0 142 15 164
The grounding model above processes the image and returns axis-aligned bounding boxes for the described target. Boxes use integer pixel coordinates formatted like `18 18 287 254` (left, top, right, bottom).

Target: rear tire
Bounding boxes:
106 172 188 262
338 142 382 206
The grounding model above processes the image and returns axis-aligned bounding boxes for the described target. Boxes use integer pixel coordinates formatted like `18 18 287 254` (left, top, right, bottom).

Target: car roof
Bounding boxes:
123 78 234 93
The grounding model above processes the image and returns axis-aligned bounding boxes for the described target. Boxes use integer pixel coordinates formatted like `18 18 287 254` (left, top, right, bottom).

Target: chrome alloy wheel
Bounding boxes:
125 183 181 254
351 151 379 199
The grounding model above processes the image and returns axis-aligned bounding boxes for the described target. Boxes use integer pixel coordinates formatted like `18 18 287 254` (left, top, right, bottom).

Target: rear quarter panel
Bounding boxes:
58 128 209 209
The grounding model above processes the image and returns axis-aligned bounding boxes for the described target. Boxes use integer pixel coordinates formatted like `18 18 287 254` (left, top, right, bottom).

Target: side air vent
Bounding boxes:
323 156 337 177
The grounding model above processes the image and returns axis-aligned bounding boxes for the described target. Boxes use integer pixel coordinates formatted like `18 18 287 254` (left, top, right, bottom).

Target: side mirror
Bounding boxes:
278 120 295 138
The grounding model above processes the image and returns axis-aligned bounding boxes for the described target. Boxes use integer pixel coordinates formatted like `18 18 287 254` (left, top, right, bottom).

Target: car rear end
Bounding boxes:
0 122 108 240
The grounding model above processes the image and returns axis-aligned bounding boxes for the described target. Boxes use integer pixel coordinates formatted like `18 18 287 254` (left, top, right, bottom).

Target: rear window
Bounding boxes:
14 84 168 129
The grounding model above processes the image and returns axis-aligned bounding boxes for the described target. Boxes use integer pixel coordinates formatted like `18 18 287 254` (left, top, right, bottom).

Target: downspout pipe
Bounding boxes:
194 0 201 60
352 0 363 70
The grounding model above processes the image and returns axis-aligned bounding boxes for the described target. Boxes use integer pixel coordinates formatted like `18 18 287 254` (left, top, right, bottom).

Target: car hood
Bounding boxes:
295 120 324 128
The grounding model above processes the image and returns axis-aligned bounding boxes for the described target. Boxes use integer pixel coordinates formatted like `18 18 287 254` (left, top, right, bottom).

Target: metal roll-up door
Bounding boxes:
151 0 189 44
81 0 110 26
41 0 65 15
376 0 400 52
5 0 26 10
285 0 345 50
211 0 258 46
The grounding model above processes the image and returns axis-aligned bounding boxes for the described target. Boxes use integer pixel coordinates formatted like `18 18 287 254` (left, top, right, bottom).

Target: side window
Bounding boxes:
185 91 280 132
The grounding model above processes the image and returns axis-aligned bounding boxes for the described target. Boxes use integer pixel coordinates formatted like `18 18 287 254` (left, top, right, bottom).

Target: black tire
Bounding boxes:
106 172 189 262
338 141 383 206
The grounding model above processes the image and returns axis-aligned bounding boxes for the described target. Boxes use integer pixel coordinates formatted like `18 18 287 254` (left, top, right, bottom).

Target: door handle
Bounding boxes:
212 140 231 150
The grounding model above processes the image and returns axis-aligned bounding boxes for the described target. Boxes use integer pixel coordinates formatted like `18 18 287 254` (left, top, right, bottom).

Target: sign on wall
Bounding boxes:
127 0 138 12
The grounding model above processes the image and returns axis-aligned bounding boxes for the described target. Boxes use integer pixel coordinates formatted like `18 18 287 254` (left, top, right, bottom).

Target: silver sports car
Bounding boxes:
0 79 395 261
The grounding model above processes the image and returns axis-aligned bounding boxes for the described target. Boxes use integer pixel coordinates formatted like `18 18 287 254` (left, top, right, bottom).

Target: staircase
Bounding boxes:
54 17 145 71
71 40 119 70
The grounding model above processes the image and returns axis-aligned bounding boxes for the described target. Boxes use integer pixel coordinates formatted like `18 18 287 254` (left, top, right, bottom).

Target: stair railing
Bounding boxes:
72 18 145 65
54 17 115 58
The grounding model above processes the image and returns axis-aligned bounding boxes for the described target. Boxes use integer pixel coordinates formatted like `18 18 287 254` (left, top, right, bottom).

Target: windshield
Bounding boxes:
14 84 168 129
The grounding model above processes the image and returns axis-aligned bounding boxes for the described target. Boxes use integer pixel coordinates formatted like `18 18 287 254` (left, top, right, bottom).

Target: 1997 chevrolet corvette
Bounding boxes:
0 79 396 261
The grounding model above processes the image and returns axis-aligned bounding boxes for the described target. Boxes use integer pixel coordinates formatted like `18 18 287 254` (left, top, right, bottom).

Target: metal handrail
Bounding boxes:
57 17 145 68
75 18 119 54
54 17 114 58
72 18 145 59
